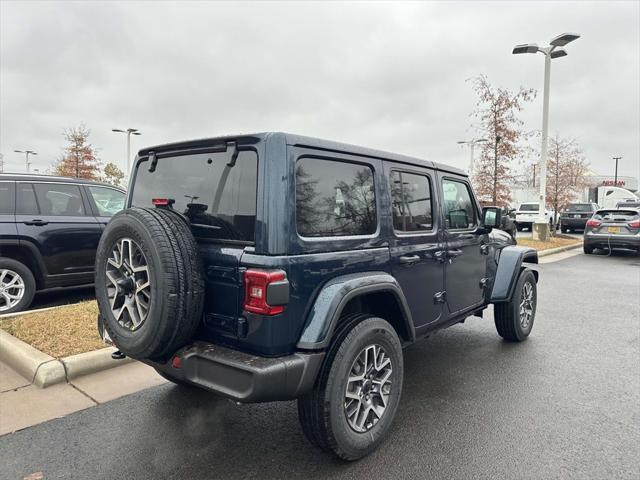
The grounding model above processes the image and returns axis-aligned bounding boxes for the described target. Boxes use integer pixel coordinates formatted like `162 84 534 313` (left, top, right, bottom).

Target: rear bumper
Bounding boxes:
146 342 325 403
561 217 588 229
584 234 640 249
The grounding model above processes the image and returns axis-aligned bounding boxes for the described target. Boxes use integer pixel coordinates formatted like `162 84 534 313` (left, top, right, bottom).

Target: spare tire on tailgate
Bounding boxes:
94 207 205 361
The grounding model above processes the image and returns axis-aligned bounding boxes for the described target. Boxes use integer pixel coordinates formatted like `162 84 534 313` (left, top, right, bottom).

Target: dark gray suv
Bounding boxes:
95 133 539 460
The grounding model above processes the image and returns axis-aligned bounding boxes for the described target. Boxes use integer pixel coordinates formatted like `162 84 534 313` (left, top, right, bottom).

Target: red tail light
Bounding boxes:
586 219 601 228
152 198 174 206
629 219 640 228
243 269 286 315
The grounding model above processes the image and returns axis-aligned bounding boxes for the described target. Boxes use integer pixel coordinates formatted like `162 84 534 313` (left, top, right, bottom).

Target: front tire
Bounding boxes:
494 269 537 342
0 258 36 314
298 315 403 461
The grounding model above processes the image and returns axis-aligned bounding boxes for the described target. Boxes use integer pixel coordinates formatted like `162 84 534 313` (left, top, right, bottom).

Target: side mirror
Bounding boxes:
482 207 500 230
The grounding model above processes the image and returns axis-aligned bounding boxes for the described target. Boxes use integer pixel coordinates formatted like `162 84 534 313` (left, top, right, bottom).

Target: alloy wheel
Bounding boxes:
344 344 394 433
106 238 151 330
519 281 534 329
0 269 25 312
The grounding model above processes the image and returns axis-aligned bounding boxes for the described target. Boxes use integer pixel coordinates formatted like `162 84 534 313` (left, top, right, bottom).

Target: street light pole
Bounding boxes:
112 128 141 176
613 156 622 185
513 32 580 240
457 138 488 176
14 149 38 173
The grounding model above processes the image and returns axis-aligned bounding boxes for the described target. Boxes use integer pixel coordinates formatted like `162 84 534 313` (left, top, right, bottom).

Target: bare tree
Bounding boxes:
53 124 101 179
546 134 589 224
469 75 536 207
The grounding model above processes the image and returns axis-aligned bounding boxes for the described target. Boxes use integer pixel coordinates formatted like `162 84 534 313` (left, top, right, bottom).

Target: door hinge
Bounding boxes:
434 291 446 304
479 277 489 289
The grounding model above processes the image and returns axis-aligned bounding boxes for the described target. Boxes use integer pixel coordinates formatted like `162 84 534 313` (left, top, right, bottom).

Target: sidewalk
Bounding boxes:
0 360 167 436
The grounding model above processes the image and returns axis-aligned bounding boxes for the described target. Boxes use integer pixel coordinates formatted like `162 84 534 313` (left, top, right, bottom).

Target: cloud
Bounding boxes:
1 0 638 181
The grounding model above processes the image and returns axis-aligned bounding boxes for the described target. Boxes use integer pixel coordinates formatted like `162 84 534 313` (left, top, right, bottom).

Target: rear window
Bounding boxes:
594 210 639 221
131 150 258 243
519 204 539 212
295 157 376 237
566 203 593 212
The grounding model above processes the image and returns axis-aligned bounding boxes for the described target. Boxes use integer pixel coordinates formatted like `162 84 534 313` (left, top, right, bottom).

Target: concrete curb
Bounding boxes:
0 330 66 388
0 305 62 320
0 329 133 388
61 347 134 380
537 243 582 257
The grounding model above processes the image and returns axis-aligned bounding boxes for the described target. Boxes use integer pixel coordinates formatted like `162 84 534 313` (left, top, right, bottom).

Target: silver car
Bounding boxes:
583 209 640 254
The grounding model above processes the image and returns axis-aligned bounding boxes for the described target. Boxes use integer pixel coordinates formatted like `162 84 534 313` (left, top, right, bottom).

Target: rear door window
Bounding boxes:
295 157 376 237
390 170 433 232
33 183 86 216
131 150 258 242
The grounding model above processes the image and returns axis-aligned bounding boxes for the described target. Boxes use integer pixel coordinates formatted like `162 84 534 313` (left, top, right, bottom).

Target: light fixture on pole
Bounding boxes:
513 32 580 240
457 138 488 176
14 149 38 173
112 128 141 176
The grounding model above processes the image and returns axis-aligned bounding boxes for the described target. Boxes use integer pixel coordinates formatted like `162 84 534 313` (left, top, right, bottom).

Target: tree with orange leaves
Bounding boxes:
53 124 101 180
469 75 536 207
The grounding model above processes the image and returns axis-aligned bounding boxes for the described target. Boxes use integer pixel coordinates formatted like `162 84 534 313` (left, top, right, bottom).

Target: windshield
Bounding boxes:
566 203 592 212
131 150 258 243
519 204 539 212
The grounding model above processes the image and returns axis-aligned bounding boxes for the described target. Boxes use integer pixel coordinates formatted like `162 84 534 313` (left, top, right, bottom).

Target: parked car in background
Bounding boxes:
615 201 640 211
514 202 554 231
583 208 640 255
0 174 126 313
559 203 598 233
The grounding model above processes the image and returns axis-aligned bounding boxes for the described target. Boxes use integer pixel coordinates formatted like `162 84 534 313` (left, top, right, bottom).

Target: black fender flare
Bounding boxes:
296 271 415 350
490 246 538 303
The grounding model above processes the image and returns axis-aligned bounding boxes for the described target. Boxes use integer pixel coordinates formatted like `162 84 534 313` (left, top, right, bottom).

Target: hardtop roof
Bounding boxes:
137 132 467 176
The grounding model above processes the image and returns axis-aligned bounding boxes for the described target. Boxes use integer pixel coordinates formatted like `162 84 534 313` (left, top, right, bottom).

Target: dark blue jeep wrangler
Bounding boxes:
95 133 538 460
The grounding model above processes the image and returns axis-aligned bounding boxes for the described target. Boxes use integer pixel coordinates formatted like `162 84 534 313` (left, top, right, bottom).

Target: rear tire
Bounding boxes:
0 258 36 315
583 243 594 254
297 315 403 461
494 269 537 342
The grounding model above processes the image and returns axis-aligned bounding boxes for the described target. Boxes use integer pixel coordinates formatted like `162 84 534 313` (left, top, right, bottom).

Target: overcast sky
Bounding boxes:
1 1 638 181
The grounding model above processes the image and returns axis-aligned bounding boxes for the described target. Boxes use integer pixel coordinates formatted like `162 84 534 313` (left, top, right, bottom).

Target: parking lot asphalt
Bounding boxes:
1 251 638 480
28 285 95 311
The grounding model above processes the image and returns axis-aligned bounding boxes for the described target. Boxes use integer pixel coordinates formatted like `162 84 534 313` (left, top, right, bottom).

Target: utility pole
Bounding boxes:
613 156 622 185
532 164 537 187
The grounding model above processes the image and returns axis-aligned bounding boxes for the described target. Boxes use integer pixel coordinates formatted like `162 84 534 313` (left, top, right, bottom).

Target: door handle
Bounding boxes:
23 219 49 226
447 249 463 257
399 254 420 265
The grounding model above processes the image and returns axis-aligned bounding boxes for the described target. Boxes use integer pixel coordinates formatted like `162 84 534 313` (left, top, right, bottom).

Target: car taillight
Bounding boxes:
586 219 601 228
243 269 287 315
629 219 640 228
152 198 176 208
